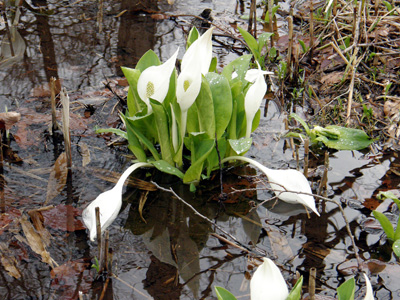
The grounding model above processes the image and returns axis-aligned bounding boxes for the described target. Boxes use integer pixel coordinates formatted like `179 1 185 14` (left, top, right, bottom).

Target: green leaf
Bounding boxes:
205 138 227 176
373 210 395 240
121 67 145 115
237 26 260 61
205 73 232 139
286 276 303 300
289 113 311 136
377 191 400 210
135 49 160 72
209 57 218 73
95 127 128 140
228 138 252 155
393 239 400 257
186 26 199 49
222 54 252 82
150 99 174 165
123 114 161 161
257 32 274 54
337 277 355 300
183 134 215 183
298 39 308 53
195 76 216 139
395 217 400 241
151 160 184 179
314 125 374 150
214 287 238 300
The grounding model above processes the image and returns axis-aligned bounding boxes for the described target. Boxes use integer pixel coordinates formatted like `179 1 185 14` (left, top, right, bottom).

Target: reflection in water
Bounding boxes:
116 0 158 75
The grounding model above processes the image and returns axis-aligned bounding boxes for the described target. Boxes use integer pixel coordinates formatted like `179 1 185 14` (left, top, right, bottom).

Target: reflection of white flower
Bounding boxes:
82 162 152 241
137 48 179 113
244 62 267 138
363 273 374 300
250 258 289 300
222 156 320 216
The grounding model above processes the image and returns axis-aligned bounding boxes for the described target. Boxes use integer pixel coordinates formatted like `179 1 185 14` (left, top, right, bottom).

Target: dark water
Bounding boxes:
0 0 399 299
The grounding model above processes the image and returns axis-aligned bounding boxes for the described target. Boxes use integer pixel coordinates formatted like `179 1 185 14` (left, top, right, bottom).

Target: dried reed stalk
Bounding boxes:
60 88 72 168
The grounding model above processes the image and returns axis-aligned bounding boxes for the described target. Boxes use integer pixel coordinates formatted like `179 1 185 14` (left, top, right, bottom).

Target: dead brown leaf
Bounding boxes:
45 152 68 205
42 204 86 232
320 71 346 86
20 214 58 268
0 243 21 279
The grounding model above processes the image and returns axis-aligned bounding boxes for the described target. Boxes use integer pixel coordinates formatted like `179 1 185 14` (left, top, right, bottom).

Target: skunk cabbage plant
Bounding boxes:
97 26 271 184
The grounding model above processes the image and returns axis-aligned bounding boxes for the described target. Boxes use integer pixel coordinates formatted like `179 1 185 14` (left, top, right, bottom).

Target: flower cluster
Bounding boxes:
102 27 269 183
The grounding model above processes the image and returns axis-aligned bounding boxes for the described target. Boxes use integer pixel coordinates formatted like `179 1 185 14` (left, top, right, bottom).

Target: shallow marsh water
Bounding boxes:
0 0 399 299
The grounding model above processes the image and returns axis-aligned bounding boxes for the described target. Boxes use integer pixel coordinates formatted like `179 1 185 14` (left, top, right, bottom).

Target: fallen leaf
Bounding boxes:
50 259 92 298
42 204 86 232
45 152 68 205
0 243 21 279
27 209 52 247
20 214 58 268
0 207 22 235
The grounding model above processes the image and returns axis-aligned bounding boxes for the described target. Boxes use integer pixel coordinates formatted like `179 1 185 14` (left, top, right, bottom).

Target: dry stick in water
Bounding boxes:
50 77 58 133
60 88 72 168
2 10 15 57
268 0 274 46
309 267 317 300
346 1 362 124
151 181 265 256
95 207 102 259
287 15 294 79
318 152 329 196
309 0 314 64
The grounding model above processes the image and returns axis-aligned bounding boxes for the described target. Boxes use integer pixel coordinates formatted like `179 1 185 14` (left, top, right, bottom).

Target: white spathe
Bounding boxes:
222 156 320 216
250 258 289 300
137 48 179 113
363 273 374 300
244 62 267 138
181 27 214 75
82 162 152 241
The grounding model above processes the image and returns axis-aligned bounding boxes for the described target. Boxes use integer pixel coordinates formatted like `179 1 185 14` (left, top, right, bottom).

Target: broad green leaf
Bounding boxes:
163 69 177 109
124 114 161 161
206 73 232 139
237 26 260 61
121 67 144 115
222 54 252 82
183 134 215 183
215 286 238 300
135 49 160 72
393 239 400 257
314 125 374 150
186 27 199 49
150 99 174 165
209 56 218 73
121 115 147 162
195 76 216 139
228 138 252 155
95 127 127 140
373 210 395 240
337 277 355 300
286 276 303 300
289 113 311 135
151 160 184 179
205 138 227 176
